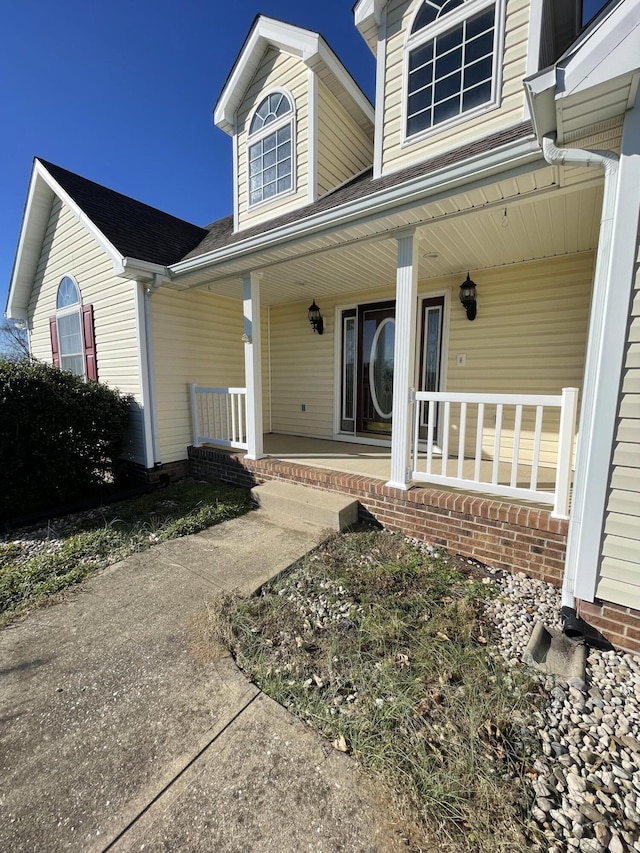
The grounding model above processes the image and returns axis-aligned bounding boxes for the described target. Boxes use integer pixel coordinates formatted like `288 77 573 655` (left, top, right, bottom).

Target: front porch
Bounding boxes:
188 439 569 588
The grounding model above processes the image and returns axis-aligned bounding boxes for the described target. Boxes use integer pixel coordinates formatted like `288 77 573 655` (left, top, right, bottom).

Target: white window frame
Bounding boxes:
247 88 297 211
401 0 506 148
56 274 85 377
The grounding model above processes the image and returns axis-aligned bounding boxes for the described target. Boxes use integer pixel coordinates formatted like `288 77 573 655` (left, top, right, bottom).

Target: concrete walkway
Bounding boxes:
0 507 403 853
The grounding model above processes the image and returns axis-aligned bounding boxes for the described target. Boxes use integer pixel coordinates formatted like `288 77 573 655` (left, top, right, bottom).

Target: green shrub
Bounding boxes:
0 359 132 519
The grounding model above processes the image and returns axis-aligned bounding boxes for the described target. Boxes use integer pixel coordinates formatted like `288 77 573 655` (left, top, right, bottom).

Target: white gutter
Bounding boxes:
169 134 540 279
540 136 619 610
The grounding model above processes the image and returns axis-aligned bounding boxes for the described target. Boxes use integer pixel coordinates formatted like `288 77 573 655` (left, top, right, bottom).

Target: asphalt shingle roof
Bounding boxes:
181 121 534 261
38 159 209 266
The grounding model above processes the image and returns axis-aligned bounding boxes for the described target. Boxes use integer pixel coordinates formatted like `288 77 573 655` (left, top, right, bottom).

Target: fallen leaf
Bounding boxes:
312 673 324 688
295 636 303 648
332 734 348 752
436 631 450 642
395 653 410 668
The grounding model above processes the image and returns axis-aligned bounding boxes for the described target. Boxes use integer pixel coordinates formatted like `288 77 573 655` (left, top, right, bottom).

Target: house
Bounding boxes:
5 0 640 651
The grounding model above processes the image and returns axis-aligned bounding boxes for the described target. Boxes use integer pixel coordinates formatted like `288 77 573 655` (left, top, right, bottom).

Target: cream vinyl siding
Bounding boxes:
597 255 640 609
316 81 374 196
151 289 247 463
236 48 309 230
381 0 529 175
561 118 624 188
268 253 593 453
27 197 144 462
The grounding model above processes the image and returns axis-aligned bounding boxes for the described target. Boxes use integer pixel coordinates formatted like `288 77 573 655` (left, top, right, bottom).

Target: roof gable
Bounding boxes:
6 159 207 319
214 15 374 135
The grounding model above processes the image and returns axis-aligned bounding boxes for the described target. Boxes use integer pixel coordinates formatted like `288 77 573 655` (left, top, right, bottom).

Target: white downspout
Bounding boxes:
143 273 162 466
540 136 619 610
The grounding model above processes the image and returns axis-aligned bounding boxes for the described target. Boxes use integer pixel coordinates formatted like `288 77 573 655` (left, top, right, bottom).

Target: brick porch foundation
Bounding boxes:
188 446 640 654
188 445 567 584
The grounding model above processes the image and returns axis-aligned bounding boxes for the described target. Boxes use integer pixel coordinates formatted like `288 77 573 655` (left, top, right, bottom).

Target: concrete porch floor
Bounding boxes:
262 433 559 492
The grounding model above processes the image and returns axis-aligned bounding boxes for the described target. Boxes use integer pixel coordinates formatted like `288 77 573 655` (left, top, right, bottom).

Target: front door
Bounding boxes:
339 296 445 440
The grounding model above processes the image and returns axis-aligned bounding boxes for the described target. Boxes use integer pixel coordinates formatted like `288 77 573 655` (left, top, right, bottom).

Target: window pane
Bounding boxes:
61 354 84 376
462 80 492 110
277 124 291 143
464 55 492 88
263 133 276 151
277 176 291 193
277 159 291 179
439 0 463 15
408 85 433 116
411 2 439 33
436 23 463 56
58 311 82 356
407 110 432 136
409 42 433 73
435 70 461 103
250 189 261 205
263 182 276 199
465 30 494 64
467 7 494 39
278 139 291 160
435 44 462 78
433 94 460 124
263 148 276 168
56 276 80 310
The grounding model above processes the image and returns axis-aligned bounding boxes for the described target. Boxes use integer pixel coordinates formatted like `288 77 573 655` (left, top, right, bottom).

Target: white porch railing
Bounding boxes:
190 384 248 450
411 388 579 518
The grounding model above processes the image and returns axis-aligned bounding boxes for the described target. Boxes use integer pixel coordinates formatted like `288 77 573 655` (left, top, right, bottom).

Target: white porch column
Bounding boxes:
242 272 264 459
387 229 418 490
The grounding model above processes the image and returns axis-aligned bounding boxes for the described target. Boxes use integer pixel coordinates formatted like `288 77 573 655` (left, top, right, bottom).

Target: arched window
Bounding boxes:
49 276 98 379
248 91 294 207
406 0 500 139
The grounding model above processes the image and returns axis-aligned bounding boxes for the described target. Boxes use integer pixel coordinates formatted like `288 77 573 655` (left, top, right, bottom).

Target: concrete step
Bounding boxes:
252 480 359 532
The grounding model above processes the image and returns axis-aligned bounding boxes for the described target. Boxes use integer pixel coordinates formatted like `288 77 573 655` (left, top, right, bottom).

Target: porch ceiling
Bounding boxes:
185 166 603 307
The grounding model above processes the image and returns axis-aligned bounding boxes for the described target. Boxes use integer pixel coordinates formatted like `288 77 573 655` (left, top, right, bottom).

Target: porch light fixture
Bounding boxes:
308 299 324 335
459 274 477 321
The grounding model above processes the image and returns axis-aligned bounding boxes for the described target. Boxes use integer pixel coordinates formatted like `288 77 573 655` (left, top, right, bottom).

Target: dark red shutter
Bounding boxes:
82 304 98 381
49 317 60 367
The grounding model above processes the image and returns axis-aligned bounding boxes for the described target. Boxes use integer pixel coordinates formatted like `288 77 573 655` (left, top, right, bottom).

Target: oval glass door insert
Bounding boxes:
369 317 395 419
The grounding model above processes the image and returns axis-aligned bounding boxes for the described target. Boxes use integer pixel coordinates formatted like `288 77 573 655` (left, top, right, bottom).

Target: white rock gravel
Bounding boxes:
484 569 640 853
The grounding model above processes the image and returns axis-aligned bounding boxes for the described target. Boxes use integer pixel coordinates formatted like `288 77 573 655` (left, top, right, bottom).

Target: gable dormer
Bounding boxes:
355 0 580 177
215 16 375 232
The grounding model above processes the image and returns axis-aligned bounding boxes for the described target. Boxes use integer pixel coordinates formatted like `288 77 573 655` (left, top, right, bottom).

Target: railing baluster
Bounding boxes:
441 401 450 477
190 384 200 447
492 404 503 484
474 403 484 481
554 387 579 518
457 402 466 480
510 404 523 488
239 393 245 444
426 400 435 473
531 405 543 491
412 399 422 478
231 393 238 444
225 393 231 442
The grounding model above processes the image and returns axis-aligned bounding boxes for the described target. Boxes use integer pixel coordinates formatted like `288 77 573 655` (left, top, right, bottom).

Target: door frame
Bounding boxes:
332 288 451 446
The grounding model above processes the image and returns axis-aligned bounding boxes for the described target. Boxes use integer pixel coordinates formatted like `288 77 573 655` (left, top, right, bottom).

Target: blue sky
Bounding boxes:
1 0 606 314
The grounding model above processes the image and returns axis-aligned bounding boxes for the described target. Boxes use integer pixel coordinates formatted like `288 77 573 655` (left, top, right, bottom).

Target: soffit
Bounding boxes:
176 169 602 306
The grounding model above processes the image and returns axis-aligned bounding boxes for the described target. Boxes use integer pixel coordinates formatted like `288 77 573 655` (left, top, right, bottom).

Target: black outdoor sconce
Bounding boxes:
459 273 478 321
308 299 324 335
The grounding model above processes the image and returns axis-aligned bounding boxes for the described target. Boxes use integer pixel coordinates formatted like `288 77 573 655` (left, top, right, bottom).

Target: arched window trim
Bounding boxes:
402 0 505 147
246 88 297 209
51 274 98 380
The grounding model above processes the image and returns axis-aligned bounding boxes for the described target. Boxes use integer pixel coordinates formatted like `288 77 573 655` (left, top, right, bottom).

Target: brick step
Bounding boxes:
252 480 359 532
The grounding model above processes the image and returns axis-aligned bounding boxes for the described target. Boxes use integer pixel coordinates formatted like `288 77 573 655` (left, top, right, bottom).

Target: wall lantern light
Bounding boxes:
308 299 324 335
459 273 478 321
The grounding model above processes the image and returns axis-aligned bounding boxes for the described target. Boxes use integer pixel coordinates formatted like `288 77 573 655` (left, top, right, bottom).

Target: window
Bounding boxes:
248 91 294 206
406 0 499 139
49 276 98 380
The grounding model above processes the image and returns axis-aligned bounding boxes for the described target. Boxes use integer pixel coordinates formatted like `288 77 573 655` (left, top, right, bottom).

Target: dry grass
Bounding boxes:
209 529 545 852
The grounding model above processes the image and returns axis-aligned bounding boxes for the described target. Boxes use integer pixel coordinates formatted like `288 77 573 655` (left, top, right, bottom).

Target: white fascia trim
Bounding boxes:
36 160 123 267
169 135 539 278
6 164 43 318
7 160 125 319
214 18 321 134
373 5 387 178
